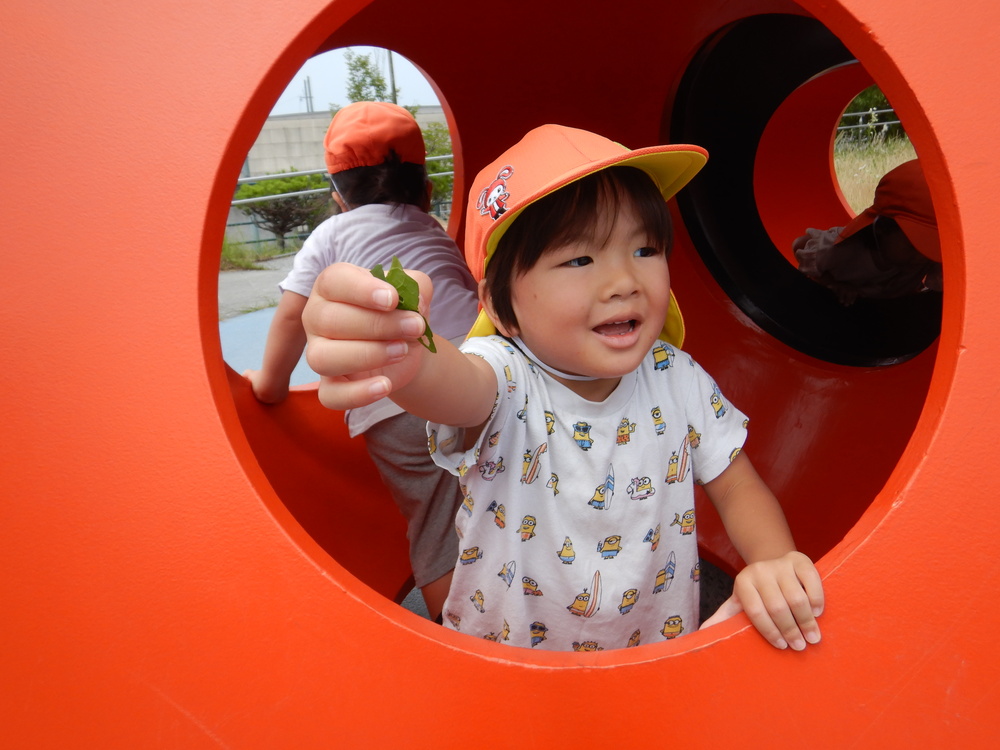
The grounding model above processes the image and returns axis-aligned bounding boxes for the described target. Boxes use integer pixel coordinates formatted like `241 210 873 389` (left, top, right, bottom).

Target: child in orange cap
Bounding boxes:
244 101 478 619
793 159 942 305
302 124 824 652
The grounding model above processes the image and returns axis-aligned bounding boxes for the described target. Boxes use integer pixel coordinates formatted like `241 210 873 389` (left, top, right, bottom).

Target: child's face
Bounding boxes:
495 200 671 389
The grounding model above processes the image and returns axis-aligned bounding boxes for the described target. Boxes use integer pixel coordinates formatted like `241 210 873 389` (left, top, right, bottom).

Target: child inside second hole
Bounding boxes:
302 124 824 652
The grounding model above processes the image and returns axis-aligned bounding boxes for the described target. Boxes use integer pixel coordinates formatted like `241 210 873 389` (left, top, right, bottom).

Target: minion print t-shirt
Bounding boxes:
428 336 747 652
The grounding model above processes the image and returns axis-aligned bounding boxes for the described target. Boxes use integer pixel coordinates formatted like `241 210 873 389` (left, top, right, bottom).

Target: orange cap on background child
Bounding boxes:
324 101 426 174
464 124 709 346
836 159 940 262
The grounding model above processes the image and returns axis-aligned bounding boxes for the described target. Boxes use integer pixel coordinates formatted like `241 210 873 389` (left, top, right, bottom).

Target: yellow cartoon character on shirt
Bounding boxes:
615 417 636 445
661 615 685 639
487 500 506 528
573 421 594 450
671 509 696 535
518 515 537 541
557 536 576 564
651 406 666 436
710 383 727 418
618 588 639 615
530 621 548 647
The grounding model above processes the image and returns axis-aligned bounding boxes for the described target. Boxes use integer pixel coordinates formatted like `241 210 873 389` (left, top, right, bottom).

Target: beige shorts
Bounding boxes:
362 412 462 589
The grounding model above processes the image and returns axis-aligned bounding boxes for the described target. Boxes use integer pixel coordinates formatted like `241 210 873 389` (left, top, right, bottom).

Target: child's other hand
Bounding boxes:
302 262 433 411
701 551 824 651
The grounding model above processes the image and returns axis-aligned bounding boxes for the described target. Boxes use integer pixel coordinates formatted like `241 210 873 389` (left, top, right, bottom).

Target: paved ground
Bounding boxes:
218 254 296 321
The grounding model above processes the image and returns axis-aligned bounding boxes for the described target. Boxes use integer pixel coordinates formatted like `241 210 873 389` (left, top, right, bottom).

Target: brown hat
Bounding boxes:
324 101 425 174
838 159 940 262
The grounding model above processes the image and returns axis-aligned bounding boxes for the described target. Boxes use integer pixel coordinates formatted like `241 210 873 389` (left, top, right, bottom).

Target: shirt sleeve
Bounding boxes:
682 355 749 486
277 223 331 297
426 336 515 476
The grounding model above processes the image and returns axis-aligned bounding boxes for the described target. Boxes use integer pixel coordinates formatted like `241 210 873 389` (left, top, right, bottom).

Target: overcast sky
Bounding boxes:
270 47 440 116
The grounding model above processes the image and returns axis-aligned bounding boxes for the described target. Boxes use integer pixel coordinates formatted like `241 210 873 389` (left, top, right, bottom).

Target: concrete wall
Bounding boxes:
229 105 446 245
242 105 446 177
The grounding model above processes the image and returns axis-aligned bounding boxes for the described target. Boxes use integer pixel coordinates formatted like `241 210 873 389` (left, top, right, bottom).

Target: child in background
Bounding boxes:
792 159 942 305
244 101 478 618
300 124 824 651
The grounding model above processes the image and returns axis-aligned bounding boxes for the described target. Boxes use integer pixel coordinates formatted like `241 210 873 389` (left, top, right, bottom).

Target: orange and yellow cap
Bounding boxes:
464 124 708 347
324 101 426 174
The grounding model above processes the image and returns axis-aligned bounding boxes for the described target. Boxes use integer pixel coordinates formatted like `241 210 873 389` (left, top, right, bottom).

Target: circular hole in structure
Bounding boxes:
671 14 942 367
832 85 917 214
219 45 458 618
664 12 941 591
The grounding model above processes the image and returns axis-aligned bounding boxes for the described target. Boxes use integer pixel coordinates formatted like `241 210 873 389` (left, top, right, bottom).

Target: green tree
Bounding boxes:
234 169 331 250
839 85 903 141
345 49 396 103
329 49 418 117
422 121 454 214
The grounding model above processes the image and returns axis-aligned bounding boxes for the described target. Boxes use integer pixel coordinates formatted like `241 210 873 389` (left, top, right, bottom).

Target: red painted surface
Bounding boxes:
755 60 875 263
2 0 997 746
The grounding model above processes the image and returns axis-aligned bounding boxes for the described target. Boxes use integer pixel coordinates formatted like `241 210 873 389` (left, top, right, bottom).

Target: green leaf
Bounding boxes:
371 257 436 353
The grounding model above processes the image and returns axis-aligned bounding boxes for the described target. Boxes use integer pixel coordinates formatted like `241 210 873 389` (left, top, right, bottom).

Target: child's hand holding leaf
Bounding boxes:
371 256 436 353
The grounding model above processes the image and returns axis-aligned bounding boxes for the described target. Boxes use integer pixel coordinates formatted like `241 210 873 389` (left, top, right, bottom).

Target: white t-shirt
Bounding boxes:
281 203 478 435
428 336 748 652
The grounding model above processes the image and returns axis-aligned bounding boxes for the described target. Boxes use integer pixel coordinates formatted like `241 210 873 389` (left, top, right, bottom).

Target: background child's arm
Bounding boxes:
701 451 825 650
244 290 309 403
302 261 497 427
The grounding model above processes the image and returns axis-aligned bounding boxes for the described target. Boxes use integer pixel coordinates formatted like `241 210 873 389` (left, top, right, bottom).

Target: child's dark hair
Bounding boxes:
485 165 674 334
330 150 428 209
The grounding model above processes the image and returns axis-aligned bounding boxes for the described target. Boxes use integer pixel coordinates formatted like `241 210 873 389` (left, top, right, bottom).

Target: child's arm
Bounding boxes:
243 290 309 404
302 261 497 427
701 451 824 651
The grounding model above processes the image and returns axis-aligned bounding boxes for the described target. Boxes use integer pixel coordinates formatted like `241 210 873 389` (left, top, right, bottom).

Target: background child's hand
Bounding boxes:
242 368 289 404
302 261 434 411
701 551 824 651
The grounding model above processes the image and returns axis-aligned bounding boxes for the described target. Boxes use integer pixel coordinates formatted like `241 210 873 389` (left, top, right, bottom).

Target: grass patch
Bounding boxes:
238 300 280 315
834 134 917 213
220 237 293 271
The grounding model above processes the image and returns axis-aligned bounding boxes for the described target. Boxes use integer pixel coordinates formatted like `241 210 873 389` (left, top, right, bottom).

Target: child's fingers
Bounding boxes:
774 576 821 649
698 595 743 630
731 554 825 651
305 335 412 384
794 554 826 617
311 262 400 311
315 374 393 412
737 584 790 649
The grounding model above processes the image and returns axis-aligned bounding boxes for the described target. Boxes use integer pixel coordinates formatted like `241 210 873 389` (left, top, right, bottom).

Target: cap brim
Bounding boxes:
895 217 942 262
837 206 878 244
482 147 708 274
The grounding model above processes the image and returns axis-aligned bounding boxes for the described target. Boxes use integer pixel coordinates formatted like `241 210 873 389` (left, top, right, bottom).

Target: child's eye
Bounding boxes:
635 246 661 258
565 256 593 267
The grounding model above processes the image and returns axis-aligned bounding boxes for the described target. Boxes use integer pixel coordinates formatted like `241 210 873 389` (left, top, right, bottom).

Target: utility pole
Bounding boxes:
387 52 397 104
301 76 314 113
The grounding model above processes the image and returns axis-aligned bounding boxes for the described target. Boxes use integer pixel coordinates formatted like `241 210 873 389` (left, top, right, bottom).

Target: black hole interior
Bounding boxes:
670 14 941 366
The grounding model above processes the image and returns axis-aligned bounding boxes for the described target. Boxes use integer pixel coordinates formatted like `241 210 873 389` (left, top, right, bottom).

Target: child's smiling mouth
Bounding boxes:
593 319 637 336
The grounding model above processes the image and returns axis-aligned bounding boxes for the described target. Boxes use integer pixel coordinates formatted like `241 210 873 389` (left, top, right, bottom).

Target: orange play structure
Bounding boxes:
3 0 997 745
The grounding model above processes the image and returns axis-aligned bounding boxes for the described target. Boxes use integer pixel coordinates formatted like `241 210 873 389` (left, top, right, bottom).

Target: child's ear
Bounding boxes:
478 278 519 337
422 179 434 212
331 192 349 213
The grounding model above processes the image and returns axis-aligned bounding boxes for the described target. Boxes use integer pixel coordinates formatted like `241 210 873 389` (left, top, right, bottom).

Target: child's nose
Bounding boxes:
602 260 640 299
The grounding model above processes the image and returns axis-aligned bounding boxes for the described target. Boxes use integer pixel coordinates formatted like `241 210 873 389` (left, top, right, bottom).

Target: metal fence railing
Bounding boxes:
231 155 454 207
837 108 902 135
228 156 456 245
